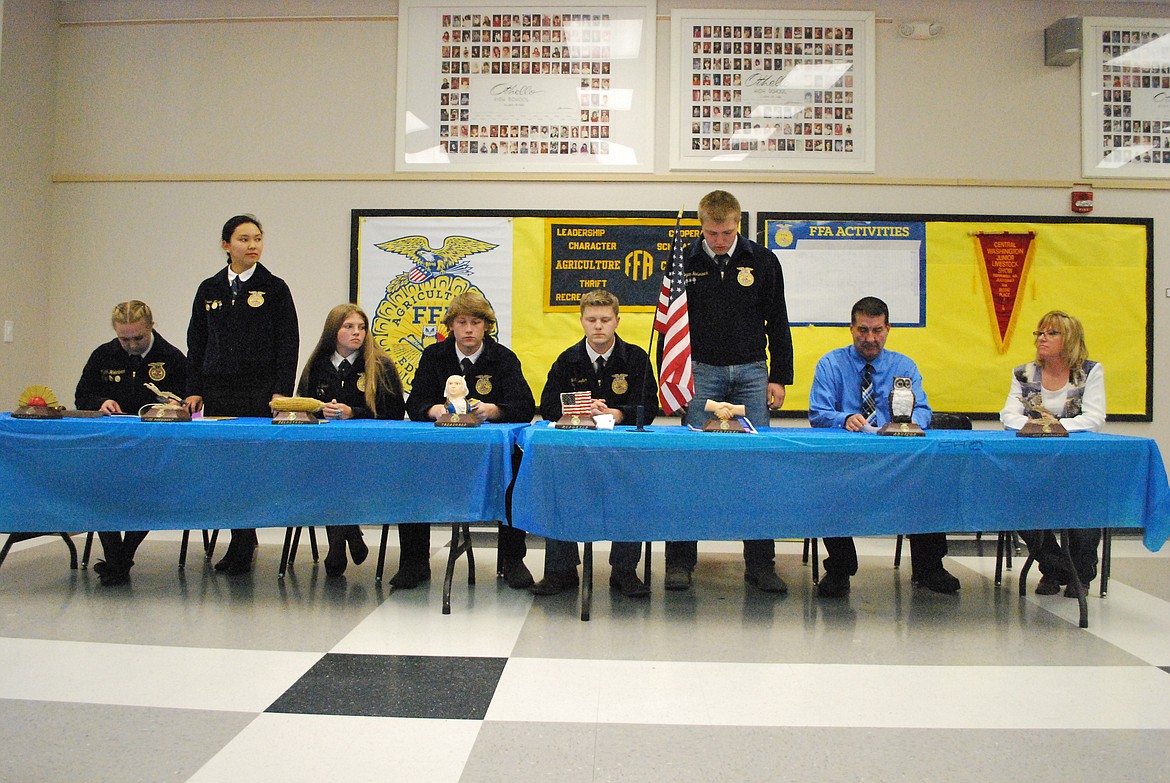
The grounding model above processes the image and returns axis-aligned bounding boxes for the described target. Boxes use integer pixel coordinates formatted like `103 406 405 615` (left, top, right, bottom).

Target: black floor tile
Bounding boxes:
267 653 507 719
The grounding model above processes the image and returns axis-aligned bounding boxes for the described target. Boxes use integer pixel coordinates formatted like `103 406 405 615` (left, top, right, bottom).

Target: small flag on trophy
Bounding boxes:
560 390 593 416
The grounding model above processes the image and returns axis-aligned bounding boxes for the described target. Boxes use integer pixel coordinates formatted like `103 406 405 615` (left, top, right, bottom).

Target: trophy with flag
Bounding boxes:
554 390 596 429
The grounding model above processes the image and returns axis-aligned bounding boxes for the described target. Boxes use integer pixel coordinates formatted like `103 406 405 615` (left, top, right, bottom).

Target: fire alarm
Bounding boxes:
1071 186 1093 214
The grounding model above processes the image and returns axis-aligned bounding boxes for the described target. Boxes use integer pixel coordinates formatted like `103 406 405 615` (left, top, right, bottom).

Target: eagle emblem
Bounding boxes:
374 235 498 282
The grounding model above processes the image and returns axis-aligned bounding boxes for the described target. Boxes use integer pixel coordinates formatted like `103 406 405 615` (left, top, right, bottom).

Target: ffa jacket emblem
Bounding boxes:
475 375 493 396
247 291 266 308
147 363 166 382
736 267 754 287
611 373 629 395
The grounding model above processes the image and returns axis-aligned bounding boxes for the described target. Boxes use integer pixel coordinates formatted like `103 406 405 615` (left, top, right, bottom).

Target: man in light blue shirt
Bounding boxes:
808 296 960 598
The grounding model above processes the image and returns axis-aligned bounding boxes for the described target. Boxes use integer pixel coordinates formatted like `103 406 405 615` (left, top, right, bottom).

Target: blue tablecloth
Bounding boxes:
511 425 1170 552
0 414 526 532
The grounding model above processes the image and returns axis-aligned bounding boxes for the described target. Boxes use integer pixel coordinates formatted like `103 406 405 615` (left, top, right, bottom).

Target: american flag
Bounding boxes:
654 210 693 416
560 390 593 416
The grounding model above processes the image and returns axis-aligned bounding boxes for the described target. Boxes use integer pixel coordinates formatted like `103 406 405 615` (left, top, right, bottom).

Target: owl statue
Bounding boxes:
888 376 915 422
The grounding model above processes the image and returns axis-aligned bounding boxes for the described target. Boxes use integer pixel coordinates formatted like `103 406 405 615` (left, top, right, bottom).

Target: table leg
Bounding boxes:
443 523 474 615
277 528 295 578
581 542 593 622
375 524 390 582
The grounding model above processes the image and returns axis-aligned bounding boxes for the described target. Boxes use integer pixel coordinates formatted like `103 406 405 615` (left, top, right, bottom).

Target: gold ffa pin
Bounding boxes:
247 291 266 308
475 375 492 396
147 363 166 382
736 267 754 287
611 374 628 394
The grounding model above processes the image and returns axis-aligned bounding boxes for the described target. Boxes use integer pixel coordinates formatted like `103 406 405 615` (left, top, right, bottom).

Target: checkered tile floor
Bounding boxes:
2 529 1169 782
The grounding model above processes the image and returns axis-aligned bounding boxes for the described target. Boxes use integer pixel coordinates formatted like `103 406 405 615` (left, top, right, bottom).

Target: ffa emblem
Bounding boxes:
570 414 581 425
736 267 754 287
475 375 493 396
771 224 795 248
611 373 629 395
247 291 265 308
450 413 462 422
356 372 367 392
147 363 166 382
370 234 499 396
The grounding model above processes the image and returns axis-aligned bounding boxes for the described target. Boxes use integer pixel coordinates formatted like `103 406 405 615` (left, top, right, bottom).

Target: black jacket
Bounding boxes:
539 335 658 425
186 262 299 397
407 337 535 423
682 234 794 385
74 331 188 412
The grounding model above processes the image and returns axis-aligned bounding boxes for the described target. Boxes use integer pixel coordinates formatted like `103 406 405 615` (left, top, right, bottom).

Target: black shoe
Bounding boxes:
348 532 369 566
744 568 788 594
97 562 131 586
609 568 650 597
501 559 535 589
914 567 960 594
324 548 348 578
93 560 110 577
1063 581 1088 598
817 570 851 598
1035 575 1062 595
529 569 579 596
389 565 431 589
664 567 692 591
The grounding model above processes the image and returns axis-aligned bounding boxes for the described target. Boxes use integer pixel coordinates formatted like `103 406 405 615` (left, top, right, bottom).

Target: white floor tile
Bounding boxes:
0 637 320 712
332 549 539 657
487 657 1170 729
187 713 481 783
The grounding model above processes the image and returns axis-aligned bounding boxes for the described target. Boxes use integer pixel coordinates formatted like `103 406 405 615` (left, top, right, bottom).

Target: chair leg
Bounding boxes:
60 533 80 569
179 530 190 569
204 530 219 560
643 541 652 586
82 532 94 569
1018 554 1036 597
811 538 820 584
308 527 320 562
277 529 297 578
893 534 904 569
801 537 810 565
375 524 390 582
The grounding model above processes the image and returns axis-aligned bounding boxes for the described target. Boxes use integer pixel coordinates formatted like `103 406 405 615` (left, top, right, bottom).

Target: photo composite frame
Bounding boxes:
396 0 656 173
669 9 875 172
1082 16 1170 179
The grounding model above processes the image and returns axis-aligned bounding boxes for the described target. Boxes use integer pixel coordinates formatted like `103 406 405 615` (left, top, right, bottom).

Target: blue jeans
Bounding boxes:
685 360 770 429
669 360 775 572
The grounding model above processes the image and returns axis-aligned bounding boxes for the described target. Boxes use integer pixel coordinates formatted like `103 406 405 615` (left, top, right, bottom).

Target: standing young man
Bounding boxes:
664 190 794 593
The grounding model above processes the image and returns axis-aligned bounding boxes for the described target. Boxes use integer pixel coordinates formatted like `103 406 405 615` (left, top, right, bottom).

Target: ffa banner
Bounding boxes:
354 216 513 394
545 219 702 311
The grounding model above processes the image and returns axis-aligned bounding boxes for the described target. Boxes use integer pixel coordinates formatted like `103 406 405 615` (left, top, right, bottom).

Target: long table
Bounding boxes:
0 414 526 611
0 414 524 531
511 424 1170 623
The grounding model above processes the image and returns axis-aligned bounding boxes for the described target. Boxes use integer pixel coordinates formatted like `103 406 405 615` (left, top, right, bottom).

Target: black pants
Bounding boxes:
397 523 526 569
202 377 273 556
1019 528 1100 584
97 530 149 567
665 539 776 573
822 533 948 578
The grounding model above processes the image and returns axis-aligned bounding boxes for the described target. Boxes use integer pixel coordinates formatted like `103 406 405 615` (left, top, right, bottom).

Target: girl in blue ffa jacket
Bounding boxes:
184 214 300 575
297 303 406 576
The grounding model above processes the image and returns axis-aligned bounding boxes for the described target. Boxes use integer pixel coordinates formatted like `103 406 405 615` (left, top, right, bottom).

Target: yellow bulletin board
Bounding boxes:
759 213 1152 421
353 210 1151 420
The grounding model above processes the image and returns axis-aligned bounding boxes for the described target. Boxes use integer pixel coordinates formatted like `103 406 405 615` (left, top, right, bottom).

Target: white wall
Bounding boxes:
0 0 55 410
14 1 1170 445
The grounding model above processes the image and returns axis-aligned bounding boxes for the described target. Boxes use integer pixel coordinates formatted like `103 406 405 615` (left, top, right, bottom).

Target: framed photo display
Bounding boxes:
1082 17 1170 179
669 9 875 172
396 0 656 173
